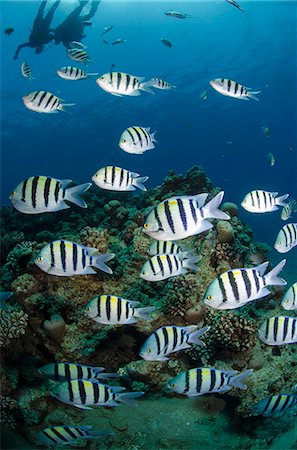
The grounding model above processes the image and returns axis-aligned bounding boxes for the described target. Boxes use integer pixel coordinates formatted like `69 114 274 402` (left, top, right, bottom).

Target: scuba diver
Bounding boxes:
13 0 60 60
54 0 101 48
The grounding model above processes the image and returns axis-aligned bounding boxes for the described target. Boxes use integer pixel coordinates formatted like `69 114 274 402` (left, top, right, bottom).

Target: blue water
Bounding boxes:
1 1 296 254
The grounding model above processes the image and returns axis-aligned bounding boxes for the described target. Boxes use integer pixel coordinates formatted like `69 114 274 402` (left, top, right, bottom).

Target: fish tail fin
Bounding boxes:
116 391 145 406
247 91 261 101
202 191 230 220
65 182 91 208
132 176 149 191
133 306 155 321
264 259 287 286
276 194 290 207
187 326 210 346
151 130 158 142
182 255 200 272
139 82 155 95
92 253 115 274
230 369 253 390
58 103 76 113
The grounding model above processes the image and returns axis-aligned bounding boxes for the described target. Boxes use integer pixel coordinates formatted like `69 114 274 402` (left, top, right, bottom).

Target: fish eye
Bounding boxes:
85 307 90 312
170 383 176 388
143 223 149 229
37 256 43 263
121 139 126 143
147 348 152 353
10 191 16 197
207 295 213 301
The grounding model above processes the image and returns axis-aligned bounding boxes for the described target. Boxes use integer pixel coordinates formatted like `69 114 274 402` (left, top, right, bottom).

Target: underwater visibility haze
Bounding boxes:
0 0 297 449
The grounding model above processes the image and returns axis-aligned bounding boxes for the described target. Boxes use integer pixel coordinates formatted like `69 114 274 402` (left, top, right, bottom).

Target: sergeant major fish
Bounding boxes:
21 61 34 80
140 253 201 282
111 38 126 45
119 126 157 154
281 283 297 311
139 325 210 361
92 166 149 192
101 25 113 36
281 200 297 221
69 41 86 49
147 240 192 257
209 78 260 101
50 379 144 409
57 66 98 81
258 316 297 345
9 176 91 214
84 295 155 325
38 362 119 382
96 72 154 96
167 367 253 397
22 91 75 113
203 260 287 310
35 240 115 276
143 192 229 241
37 425 110 447
252 394 297 416
241 190 289 213
67 48 91 63
274 223 297 253
146 78 176 90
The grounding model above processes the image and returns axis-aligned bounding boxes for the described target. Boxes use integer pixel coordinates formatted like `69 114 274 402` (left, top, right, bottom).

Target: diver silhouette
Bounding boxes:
13 0 60 60
54 0 101 48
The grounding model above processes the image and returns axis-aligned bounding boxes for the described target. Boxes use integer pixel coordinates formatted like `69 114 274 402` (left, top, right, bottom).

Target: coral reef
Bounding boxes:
0 309 28 348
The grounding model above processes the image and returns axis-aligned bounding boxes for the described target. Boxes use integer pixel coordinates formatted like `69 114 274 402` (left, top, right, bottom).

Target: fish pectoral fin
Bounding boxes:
81 267 97 275
128 90 141 96
110 93 122 97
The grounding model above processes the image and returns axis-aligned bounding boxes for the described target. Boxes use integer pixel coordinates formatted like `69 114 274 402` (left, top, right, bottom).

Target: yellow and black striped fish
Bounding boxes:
50 379 144 409
57 66 98 80
37 425 108 446
84 295 155 325
21 61 34 80
147 240 184 256
258 316 297 345
119 126 157 154
96 72 154 96
209 78 260 101
22 91 75 113
281 282 297 310
140 253 200 281
67 48 91 63
252 394 297 416
274 223 297 253
92 166 149 191
146 78 176 90
35 240 114 276
38 362 118 381
167 367 253 397
9 176 91 214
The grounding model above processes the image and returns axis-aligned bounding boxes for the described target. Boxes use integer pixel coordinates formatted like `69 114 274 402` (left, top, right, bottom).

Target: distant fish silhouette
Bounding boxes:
101 25 113 36
102 39 109 45
165 11 193 19
225 0 244 13
161 38 173 48
111 38 126 45
4 27 14 36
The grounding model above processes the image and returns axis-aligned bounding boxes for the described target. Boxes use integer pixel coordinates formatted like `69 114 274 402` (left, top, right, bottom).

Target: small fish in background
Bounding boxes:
225 0 244 13
37 425 112 447
96 72 154 96
57 66 98 81
21 62 34 80
161 38 173 48
226 141 233 145
274 223 297 253
50 379 144 409
164 11 194 19
84 295 155 325
92 166 149 192
0 292 13 311
35 240 115 276
140 253 201 282
258 316 297 345
143 192 229 241
147 240 193 257
119 126 157 154
167 368 253 397
267 152 275 166
200 90 208 100
139 325 209 361
10 176 91 213
146 78 176 90
111 38 126 45
281 282 297 311
4 27 14 36
253 394 297 417
241 190 289 213
22 91 75 114
281 200 297 221
102 39 109 44
262 126 270 138
101 25 113 36
67 48 91 63
38 362 119 381
209 78 261 101
204 260 287 310
69 41 86 49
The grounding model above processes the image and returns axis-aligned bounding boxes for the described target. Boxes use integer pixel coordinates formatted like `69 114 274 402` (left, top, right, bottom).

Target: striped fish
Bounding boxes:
38 362 118 382
139 325 210 361
9 176 91 214
67 48 91 63
241 190 289 213
56 66 98 81
274 223 297 253
69 41 86 49
147 240 185 256
21 61 34 80
204 260 287 310
258 316 297 345
252 394 297 416
37 425 109 446
281 282 297 311
84 295 155 325
35 240 114 276
119 126 157 154
143 192 229 241
209 78 260 101
140 253 200 282
281 199 297 221
146 78 176 90
92 166 149 192
167 367 253 397
22 91 75 113
50 379 144 409
96 72 154 96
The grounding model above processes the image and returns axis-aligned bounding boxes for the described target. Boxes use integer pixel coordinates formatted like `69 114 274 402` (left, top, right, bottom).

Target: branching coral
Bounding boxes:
79 226 110 252
1 241 37 289
0 309 28 348
0 395 18 428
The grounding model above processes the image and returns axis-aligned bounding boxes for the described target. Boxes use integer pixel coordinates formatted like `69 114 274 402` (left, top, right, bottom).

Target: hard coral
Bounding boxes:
0 395 18 428
0 309 28 348
79 226 109 252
